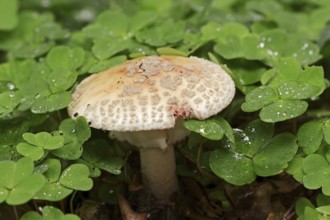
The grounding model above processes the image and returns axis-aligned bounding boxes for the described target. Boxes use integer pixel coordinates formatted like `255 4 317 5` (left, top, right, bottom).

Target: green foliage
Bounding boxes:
241 58 325 122
0 0 18 31
79 139 125 177
0 0 329 218
0 157 45 205
183 116 234 142
208 120 298 185
21 206 80 220
296 195 330 220
0 11 69 59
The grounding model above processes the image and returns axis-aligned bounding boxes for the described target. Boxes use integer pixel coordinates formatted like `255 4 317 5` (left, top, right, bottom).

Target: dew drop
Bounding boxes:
7 82 15 90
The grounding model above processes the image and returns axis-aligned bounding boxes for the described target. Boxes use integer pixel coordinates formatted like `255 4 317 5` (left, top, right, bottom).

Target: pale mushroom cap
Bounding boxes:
68 56 235 131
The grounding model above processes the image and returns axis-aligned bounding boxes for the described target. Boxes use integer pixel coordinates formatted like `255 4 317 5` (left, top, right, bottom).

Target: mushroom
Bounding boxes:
68 55 235 200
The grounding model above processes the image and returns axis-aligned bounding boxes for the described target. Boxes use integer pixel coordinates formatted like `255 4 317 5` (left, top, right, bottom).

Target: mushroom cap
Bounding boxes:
68 56 235 131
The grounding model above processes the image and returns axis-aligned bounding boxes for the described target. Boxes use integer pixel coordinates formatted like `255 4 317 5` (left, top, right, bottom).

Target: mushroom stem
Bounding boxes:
139 146 178 200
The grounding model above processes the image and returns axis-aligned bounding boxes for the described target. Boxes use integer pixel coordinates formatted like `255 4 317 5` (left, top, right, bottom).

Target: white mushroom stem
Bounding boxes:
139 145 178 200
109 119 190 200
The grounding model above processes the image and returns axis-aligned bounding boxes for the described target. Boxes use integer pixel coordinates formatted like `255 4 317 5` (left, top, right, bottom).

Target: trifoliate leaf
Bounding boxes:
52 117 90 160
0 157 45 205
303 154 330 195
253 133 297 176
233 120 274 157
22 132 64 150
59 164 93 191
82 139 124 175
241 86 277 112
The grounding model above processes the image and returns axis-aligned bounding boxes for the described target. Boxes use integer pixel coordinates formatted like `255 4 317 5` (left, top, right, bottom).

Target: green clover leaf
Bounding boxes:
0 91 21 117
209 147 255 186
323 120 330 145
21 206 80 220
0 11 69 58
46 46 85 72
297 120 324 154
259 100 308 123
17 132 64 160
35 160 92 201
184 116 234 142
0 157 45 205
242 58 324 122
82 10 158 60
210 120 297 185
31 91 72 114
52 117 91 160
303 154 330 195
81 139 124 176
241 86 278 112
253 133 297 176
59 164 93 191
0 0 18 31
286 157 304 182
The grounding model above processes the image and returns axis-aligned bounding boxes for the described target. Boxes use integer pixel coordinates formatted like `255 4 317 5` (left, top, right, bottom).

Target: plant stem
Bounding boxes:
70 190 77 214
13 206 19 220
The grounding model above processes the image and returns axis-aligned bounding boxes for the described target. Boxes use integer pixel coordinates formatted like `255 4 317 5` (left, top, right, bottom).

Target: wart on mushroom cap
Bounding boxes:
68 56 235 132
68 55 235 200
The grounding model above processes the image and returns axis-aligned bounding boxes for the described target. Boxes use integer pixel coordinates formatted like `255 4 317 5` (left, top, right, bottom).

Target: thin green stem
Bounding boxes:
13 206 19 220
70 190 77 214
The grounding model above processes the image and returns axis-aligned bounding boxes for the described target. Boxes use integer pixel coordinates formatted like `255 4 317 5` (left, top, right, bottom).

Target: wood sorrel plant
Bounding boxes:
0 0 329 219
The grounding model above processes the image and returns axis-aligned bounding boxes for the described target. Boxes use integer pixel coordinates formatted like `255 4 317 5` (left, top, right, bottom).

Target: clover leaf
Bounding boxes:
253 133 297 176
0 0 18 31
295 194 330 219
80 139 124 176
302 154 330 195
184 116 234 142
0 157 45 205
16 132 64 161
323 120 330 145
209 148 256 185
210 120 298 185
298 120 324 154
247 1 330 41
52 117 91 160
242 58 325 122
82 10 158 60
21 206 80 220
59 164 93 191
0 51 79 116
241 86 278 112
0 11 69 59
34 159 73 201
31 92 72 114
0 91 21 117
46 46 85 72
136 20 185 47
212 22 266 60
286 157 304 182
34 159 92 201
